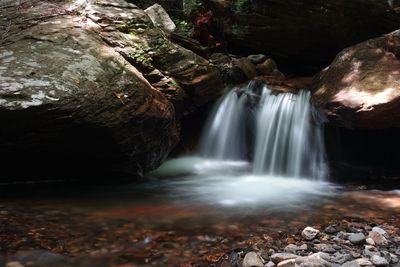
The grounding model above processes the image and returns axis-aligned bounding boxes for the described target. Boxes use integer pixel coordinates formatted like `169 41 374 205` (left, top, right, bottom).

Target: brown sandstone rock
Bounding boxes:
311 30 400 129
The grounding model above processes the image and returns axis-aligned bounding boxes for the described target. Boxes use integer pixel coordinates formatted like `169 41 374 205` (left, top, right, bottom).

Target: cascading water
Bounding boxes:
198 81 328 180
198 82 260 160
253 89 327 179
153 80 333 207
198 89 248 160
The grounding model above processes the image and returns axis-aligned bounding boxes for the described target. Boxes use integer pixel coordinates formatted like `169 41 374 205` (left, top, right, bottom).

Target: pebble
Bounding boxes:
331 253 353 264
284 244 299 254
368 231 389 246
355 258 373 266
392 253 400 263
270 253 298 264
315 243 336 254
302 227 320 241
295 252 330 266
349 233 366 245
265 261 276 267
363 245 381 257
6 262 25 267
325 225 337 234
370 255 389 266
242 252 264 267
349 251 361 259
372 227 388 238
381 250 391 262
341 260 361 267
277 259 295 267
298 244 307 250
365 237 375 245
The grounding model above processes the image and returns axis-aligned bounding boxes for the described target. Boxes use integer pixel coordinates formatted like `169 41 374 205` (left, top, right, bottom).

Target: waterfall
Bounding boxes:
198 81 328 180
198 85 249 160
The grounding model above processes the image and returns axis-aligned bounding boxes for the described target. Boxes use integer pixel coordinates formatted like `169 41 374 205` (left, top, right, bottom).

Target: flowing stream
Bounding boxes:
2 81 400 265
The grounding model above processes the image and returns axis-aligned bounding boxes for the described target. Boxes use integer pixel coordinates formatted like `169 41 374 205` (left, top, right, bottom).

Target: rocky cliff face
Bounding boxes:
0 0 223 181
184 0 400 69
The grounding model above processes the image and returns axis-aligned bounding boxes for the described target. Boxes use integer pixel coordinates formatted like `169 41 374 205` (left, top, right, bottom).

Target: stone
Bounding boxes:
257 58 277 75
372 227 389 238
330 253 353 264
311 30 400 129
247 54 267 65
391 253 400 263
271 69 285 78
233 58 258 79
0 10 179 180
7 250 68 266
302 227 320 240
341 260 361 267
242 252 264 267
370 255 389 266
270 253 298 264
349 233 366 245
366 238 375 245
363 245 380 258
144 4 176 33
6 262 25 267
295 252 331 267
277 259 295 267
355 258 373 266
284 244 300 254
325 225 337 234
266 261 276 267
369 231 389 246
0 0 225 181
299 244 308 250
315 244 336 254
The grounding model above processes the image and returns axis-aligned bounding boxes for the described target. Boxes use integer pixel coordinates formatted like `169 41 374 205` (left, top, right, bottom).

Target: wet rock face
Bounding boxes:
311 30 400 129
0 1 179 181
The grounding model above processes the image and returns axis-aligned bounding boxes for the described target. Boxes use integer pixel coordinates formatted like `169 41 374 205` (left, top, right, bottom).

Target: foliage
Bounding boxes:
173 18 194 38
167 80 178 87
130 43 153 68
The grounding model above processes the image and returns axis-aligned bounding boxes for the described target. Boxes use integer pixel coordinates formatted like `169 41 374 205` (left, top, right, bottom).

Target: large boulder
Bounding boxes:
0 1 183 181
0 0 225 181
311 30 400 129
84 0 223 117
184 0 400 68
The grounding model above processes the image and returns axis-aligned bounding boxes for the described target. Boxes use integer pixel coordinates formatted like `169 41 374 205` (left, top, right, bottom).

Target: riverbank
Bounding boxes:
1 188 399 267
